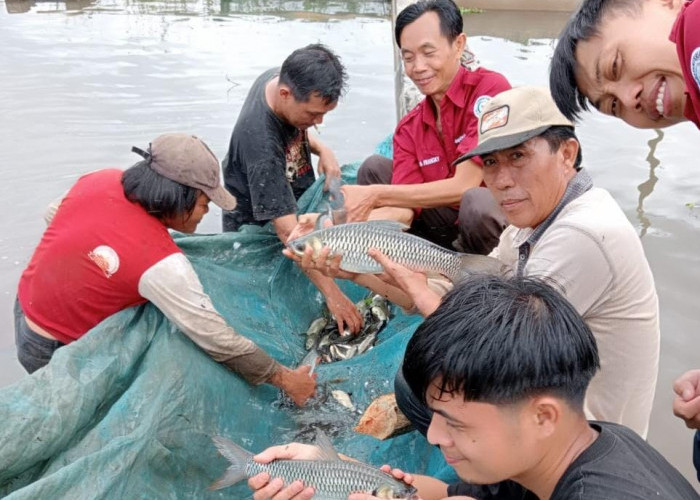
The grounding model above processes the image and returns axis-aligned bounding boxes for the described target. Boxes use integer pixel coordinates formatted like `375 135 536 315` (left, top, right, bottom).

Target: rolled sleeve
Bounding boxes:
138 253 279 385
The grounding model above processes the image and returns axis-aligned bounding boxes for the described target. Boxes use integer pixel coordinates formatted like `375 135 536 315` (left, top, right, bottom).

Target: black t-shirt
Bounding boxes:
222 67 315 231
447 422 700 499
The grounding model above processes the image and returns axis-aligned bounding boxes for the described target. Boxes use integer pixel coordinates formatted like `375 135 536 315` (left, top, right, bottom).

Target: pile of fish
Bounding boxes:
301 294 392 365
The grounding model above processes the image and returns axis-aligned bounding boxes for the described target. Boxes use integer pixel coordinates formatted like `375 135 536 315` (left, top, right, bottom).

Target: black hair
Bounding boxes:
549 0 643 120
403 275 600 410
279 43 348 104
122 161 199 221
395 0 463 48
540 125 583 170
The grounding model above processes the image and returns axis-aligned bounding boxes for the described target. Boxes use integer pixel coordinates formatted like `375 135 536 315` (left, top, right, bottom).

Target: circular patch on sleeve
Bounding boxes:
473 95 492 118
692 47 700 92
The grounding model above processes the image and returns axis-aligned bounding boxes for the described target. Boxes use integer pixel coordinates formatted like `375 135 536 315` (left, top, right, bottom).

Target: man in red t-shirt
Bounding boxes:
550 0 700 130
340 0 511 255
15 133 316 406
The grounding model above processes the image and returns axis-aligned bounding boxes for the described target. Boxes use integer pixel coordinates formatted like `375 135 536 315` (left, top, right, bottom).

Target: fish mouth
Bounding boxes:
288 240 307 255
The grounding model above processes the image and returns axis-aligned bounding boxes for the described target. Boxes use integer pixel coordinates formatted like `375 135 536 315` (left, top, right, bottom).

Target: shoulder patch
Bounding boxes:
473 95 492 118
692 47 700 92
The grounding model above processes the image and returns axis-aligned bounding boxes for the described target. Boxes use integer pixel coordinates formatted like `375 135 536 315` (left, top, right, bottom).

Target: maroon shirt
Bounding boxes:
670 0 700 128
391 65 511 188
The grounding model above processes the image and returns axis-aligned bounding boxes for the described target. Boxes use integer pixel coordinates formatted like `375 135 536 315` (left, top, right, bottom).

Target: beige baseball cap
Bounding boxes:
454 86 574 164
132 133 237 210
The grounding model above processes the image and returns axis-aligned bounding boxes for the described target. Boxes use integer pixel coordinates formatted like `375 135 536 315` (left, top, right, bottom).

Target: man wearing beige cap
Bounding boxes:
15 133 316 406
295 86 660 436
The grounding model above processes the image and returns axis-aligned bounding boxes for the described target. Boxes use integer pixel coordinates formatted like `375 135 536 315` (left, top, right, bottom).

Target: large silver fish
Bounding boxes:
210 432 418 499
287 220 506 282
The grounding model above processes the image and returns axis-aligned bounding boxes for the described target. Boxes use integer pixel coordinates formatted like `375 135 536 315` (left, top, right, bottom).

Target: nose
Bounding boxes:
426 414 449 448
616 80 643 112
488 165 514 191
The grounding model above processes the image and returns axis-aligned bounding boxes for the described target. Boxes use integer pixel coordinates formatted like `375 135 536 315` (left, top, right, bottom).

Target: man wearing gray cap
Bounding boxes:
15 133 316 406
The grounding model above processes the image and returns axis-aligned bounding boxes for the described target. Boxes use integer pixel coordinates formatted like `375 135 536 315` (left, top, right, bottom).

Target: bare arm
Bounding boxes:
307 131 340 189
273 214 363 334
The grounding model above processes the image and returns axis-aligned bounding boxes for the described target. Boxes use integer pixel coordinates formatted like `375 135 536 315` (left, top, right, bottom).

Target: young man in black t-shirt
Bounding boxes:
222 44 363 334
246 275 699 500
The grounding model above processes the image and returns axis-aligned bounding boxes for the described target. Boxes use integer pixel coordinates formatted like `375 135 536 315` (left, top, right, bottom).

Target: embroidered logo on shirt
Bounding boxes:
88 245 120 278
473 95 492 118
454 133 466 144
480 105 510 134
419 156 440 167
692 47 700 92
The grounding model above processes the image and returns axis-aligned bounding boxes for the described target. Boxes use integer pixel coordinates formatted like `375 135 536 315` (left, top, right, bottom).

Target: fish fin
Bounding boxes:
361 220 410 232
453 254 508 282
314 430 342 461
209 435 253 490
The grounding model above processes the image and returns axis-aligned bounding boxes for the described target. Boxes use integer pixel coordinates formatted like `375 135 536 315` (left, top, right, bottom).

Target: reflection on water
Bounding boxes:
1 0 699 489
637 129 663 238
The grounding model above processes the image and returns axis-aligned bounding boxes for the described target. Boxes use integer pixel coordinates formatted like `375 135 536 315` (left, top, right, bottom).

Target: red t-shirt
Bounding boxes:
392 65 511 187
18 169 182 344
670 0 700 128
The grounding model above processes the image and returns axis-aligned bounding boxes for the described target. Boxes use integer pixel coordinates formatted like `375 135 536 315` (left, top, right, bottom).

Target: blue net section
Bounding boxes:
0 158 457 499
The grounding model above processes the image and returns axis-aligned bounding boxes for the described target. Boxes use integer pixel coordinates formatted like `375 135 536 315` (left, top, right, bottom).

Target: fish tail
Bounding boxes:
209 435 253 490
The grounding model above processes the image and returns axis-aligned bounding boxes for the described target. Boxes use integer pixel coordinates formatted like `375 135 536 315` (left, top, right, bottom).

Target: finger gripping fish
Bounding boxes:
210 432 418 499
288 220 506 282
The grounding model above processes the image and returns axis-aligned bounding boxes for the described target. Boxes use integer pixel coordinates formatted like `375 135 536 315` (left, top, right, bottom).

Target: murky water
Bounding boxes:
1 0 699 489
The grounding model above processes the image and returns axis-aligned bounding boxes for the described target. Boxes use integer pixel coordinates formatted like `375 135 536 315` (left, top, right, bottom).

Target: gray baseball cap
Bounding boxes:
454 86 574 165
132 133 237 210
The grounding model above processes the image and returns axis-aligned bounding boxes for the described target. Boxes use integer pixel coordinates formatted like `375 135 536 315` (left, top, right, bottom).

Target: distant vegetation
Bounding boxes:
460 7 484 14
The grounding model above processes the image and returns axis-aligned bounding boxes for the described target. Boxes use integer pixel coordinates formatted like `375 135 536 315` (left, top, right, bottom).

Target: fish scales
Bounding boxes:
245 459 404 498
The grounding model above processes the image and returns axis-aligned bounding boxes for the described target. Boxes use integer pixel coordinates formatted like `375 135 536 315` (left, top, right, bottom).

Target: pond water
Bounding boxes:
1 0 699 489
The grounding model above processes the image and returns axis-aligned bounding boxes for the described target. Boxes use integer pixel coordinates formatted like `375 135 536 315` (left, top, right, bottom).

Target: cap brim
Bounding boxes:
206 185 237 211
452 125 552 166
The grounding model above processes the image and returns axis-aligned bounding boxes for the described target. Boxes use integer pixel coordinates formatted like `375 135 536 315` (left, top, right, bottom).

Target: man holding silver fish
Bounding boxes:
291 86 660 438
244 276 695 500
338 0 511 255
220 44 364 335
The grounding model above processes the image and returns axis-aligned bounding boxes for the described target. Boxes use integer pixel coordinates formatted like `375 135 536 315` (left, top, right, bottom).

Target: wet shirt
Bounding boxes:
447 422 700 499
17 169 181 343
391 66 510 187
222 68 315 231
670 0 700 128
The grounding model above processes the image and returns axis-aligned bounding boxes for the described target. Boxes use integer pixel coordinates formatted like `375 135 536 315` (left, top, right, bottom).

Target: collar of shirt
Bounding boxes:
514 168 594 275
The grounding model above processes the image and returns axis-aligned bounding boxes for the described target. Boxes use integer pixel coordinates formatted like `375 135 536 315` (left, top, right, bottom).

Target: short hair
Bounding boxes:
279 43 348 105
539 126 583 170
122 161 199 221
549 0 643 120
395 0 463 48
403 275 600 410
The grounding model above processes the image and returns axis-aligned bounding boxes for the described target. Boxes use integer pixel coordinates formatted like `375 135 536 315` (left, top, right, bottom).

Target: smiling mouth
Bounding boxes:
501 199 523 209
655 78 667 116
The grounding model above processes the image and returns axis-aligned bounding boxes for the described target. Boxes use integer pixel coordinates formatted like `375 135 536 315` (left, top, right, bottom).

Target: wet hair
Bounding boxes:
395 0 463 48
122 160 199 221
539 126 583 170
403 275 600 410
549 0 643 120
279 43 348 105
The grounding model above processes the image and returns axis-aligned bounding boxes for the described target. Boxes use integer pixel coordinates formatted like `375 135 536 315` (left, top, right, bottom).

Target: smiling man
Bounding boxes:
549 0 700 129
340 0 511 255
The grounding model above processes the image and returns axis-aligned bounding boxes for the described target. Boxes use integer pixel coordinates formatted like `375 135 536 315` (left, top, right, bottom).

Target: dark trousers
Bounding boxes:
358 155 506 255
14 298 65 373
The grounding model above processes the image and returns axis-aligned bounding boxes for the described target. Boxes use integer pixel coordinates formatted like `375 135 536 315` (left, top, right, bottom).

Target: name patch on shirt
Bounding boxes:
692 47 700 91
88 245 120 278
473 95 492 118
419 156 440 167
454 133 466 144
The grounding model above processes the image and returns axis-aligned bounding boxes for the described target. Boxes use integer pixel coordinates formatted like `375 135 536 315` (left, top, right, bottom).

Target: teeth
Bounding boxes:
656 80 667 116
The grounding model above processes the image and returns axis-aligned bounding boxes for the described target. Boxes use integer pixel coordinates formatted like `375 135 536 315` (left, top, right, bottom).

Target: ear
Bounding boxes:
278 84 292 101
454 32 467 58
559 138 579 170
529 396 561 438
